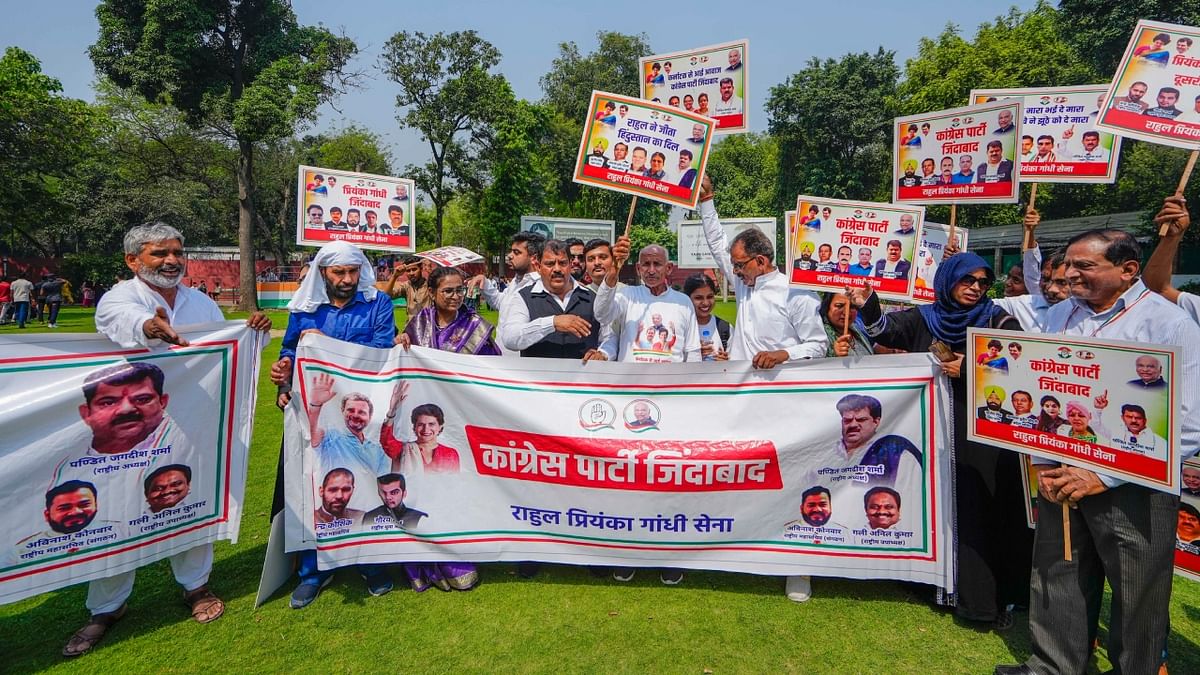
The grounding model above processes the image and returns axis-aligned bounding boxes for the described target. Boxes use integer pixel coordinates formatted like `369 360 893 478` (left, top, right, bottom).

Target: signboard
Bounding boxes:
640 39 750 134
573 91 715 209
1095 19 1200 149
786 197 924 301
1178 456 1200 580
894 100 1023 205
967 328 1181 493
910 222 968 305
971 85 1123 183
519 216 615 244
297 165 416 253
677 217 776 268
415 246 484 268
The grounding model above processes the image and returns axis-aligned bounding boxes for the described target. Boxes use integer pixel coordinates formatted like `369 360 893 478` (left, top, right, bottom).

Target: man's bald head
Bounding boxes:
636 245 673 293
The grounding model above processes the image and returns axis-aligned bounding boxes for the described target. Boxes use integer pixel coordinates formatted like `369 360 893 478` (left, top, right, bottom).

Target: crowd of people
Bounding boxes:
21 172 1199 675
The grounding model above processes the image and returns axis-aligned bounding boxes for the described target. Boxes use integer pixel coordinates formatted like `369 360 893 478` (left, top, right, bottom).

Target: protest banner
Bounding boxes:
967 328 1181 493
0 323 264 606
910 221 968 304
415 246 483 268
1095 19 1200 149
786 196 924 301
677 217 775 269
519 216 615 243
280 334 955 587
1178 456 1200 580
894 100 1024 205
573 91 716 209
640 39 750 134
296 165 416 253
971 85 1123 183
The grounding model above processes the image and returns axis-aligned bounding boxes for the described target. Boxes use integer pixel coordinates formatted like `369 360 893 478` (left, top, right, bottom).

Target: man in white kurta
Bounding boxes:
594 243 701 363
697 176 827 601
62 222 270 658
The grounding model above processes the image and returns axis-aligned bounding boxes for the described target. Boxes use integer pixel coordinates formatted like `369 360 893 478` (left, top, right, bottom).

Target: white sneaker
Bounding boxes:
785 575 811 602
612 568 636 582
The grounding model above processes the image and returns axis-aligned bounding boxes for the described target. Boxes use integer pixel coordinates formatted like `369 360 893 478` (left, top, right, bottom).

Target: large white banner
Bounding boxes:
283 335 955 588
0 323 264 605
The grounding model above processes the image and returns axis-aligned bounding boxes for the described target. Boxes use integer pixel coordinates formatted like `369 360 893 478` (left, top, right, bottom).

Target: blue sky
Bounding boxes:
1 1 1040 169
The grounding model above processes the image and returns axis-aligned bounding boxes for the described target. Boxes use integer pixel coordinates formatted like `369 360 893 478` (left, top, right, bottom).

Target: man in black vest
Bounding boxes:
498 239 609 578
499 239 609 360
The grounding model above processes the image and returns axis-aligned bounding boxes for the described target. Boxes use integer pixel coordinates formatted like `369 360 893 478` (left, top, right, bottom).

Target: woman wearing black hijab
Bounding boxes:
848 252 1033 630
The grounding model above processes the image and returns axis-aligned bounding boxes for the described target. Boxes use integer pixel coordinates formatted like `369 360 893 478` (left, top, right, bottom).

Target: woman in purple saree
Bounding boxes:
393 265 497 591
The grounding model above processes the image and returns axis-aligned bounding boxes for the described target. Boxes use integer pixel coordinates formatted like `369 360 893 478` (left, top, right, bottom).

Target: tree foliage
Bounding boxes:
380 30 509 247
91 0 357 308
767 49 899 210
1059 0 1200 76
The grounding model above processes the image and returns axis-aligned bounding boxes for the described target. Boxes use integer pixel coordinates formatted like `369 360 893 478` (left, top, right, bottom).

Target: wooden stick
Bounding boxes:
1023 184 1038 250
1062 502 1072 562
842 294 851 337
948 204 957 245
624 196 638 237
1162 149 1200 235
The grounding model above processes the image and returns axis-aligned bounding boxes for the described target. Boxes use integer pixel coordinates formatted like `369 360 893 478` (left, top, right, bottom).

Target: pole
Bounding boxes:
624 196 638 238
1162 149 1200 235
842 294 851 337
1023 184 1038 250
948 204 957 246
1062 503 1072 562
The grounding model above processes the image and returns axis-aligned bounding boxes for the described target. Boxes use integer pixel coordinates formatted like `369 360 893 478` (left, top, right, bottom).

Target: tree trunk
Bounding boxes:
236 138 259 312
435 202 444 247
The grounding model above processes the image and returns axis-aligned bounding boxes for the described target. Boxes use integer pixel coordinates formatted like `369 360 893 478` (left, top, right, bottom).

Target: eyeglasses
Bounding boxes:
957 275 991 289
731 255 759 272
439 286 466 297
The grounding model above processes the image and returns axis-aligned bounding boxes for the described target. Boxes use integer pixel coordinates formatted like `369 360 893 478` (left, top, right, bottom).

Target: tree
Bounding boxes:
767 49 900 211
379 30 509 247
704 133 779 218
91 0 357 310
539 32 664 226
0 47 98 257
896 3 1097 114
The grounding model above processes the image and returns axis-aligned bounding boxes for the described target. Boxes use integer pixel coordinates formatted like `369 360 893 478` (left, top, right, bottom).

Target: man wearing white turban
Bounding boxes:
269 240 398 609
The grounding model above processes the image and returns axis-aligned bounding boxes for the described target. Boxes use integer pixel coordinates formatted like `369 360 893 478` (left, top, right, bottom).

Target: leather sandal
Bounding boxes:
62 604 126 657
184 585 225 624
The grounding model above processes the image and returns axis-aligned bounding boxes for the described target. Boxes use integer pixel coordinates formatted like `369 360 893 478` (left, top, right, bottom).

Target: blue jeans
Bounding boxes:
296 550 387 586
14 302 29 328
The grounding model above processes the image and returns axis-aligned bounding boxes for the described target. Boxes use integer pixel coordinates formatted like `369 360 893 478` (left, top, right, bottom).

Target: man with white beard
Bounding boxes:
65 222 270 657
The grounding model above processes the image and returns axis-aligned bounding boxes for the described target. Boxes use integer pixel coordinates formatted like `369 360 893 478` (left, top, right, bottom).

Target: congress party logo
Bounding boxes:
578 398 617 432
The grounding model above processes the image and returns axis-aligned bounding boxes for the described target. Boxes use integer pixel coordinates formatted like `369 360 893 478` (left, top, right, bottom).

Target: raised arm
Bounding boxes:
1145 195 1190 302
696 177 733 281
305 373 338 448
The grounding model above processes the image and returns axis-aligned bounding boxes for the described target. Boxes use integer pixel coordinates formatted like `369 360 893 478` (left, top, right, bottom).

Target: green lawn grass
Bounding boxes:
1 306 1197 673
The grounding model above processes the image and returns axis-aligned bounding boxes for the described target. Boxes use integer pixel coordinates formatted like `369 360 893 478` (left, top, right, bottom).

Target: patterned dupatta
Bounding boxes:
403 305 500 355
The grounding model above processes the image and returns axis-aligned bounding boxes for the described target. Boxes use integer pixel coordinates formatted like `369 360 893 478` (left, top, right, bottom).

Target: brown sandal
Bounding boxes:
184 585 225 624
62 604 126 657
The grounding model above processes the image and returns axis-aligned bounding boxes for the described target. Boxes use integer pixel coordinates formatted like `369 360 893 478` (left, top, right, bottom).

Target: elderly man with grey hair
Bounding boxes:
65 222 270 657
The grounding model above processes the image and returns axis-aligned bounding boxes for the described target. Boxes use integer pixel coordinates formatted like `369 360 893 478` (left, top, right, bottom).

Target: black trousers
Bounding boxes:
1026 485 1177 674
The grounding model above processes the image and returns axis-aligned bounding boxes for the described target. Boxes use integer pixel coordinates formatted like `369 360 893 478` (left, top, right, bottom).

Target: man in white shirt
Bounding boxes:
63 222 270 657
473 232 544 356
595 239 700 364
698 175 826 601
996 226 1200 675
713 77 743 116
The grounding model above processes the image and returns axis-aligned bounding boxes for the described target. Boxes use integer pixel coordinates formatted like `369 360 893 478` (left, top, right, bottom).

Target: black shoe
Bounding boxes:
516 562 540 579
993 665 1036 675
588 566 611 578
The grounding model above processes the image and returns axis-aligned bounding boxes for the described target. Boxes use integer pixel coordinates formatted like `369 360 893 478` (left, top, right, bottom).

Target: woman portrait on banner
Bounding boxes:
1062 400 1103 444
847 252 1032 631
1036 395 1067 434
383 265 496 593
819 292 873 358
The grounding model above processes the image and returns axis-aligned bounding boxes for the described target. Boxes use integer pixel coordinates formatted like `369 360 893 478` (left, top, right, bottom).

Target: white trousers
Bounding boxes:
85 543 213 615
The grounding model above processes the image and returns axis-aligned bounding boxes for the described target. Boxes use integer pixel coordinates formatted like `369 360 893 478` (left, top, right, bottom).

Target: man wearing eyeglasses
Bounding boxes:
697 174 827 602
992 210 1069 331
